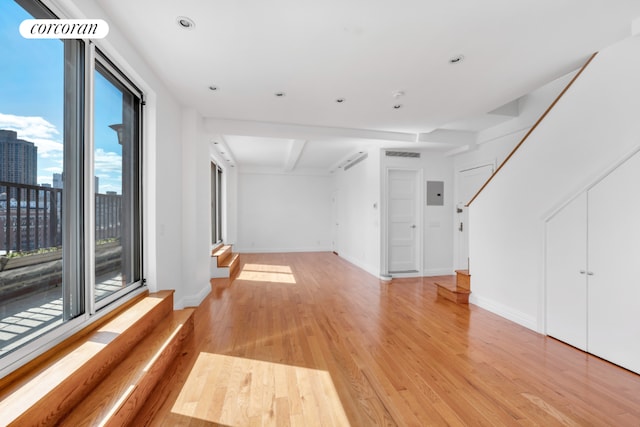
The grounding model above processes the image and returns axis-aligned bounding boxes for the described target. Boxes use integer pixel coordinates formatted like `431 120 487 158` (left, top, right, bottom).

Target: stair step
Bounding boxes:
455 269 471 291
213 245 232 266
218 252 238 269
435 277 470 304
61 308 195 426
211 244 241 279
0 290 174 426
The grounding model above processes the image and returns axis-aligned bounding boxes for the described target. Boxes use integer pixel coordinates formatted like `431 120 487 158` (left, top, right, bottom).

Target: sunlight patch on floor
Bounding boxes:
238 264 296 284
170 352 350 426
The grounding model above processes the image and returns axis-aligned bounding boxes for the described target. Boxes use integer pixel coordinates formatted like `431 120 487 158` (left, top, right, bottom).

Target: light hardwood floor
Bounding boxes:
143 252 640 426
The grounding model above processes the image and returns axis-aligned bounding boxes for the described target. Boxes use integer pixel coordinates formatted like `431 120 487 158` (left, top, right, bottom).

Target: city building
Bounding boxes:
52 173 62 189
0 130 37 185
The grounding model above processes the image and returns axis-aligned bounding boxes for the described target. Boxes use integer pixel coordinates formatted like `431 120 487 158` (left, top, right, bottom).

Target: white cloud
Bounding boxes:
43 166 63 174
94 148 122 174
0 113 63 157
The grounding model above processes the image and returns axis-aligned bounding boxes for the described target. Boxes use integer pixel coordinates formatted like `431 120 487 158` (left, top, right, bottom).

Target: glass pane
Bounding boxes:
0 0 67 356
94 62 140 303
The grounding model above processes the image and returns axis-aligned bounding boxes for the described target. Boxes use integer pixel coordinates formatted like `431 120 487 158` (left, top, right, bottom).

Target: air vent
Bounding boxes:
344 153 368 171
386 151 420 158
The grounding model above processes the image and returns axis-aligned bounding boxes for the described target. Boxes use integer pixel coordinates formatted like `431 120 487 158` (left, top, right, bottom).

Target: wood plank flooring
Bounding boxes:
144 252 640 426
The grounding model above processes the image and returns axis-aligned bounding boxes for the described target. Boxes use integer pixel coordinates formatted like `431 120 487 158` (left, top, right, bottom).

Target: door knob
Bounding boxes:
579 270 586 274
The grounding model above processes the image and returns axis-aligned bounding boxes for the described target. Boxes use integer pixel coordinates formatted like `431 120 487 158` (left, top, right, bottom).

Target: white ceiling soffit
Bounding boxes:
94 0 640 171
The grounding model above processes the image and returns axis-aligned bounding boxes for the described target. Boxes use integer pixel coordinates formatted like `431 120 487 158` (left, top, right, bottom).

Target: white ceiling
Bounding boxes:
95 0 640 173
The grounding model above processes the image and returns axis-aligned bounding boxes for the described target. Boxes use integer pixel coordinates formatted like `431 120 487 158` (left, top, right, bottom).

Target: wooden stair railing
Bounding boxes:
466 52 598 207
435 270 471 304
0 290 195 426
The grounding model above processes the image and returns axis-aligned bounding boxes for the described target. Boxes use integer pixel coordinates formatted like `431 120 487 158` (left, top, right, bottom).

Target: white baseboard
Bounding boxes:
176 284 211 309
422 268 454 276
469 294 537 332
235 246 332 254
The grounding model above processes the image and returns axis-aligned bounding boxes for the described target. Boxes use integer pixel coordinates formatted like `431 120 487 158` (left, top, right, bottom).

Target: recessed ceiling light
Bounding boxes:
336 98 345 103
449 54 464 64
393 104 402 109
213 141 219 144
177 16 195 30
275 92 286 97
208 85 218 91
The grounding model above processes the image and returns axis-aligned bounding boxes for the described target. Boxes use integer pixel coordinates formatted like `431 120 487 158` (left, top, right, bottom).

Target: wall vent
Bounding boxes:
344 153 368 171
386 151 420 158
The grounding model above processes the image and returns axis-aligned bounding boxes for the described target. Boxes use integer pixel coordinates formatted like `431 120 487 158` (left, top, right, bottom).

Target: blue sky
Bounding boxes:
0 0 123 194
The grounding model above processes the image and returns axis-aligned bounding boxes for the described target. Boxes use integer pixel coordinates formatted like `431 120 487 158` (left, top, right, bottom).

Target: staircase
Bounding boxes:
435 270 471 304
210 243 240 279
0 290 194 426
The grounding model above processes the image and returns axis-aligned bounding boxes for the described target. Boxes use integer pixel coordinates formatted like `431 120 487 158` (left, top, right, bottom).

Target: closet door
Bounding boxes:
546 193 587 350
588 151 640 374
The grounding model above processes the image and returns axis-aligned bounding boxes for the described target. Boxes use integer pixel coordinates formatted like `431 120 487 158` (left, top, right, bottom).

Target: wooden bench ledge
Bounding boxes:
0 290 174 426
61 308 195 426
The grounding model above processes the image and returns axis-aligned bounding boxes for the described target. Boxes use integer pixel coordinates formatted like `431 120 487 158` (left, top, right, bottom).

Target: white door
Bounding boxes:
456 164 494 270
546 193 587 351
588 151 640 374
388 170 420 273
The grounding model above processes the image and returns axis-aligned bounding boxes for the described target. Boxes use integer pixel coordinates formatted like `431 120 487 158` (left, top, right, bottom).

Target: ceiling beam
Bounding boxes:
283 139 306 172
416 129 476 146
204 118 417 143
209 135 237 168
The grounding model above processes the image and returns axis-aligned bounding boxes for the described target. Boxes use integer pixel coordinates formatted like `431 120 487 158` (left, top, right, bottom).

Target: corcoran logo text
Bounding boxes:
20 19 109 39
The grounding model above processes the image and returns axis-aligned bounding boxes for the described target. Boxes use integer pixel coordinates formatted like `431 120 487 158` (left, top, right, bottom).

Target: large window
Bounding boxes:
211 162 222 245
0 0 143 374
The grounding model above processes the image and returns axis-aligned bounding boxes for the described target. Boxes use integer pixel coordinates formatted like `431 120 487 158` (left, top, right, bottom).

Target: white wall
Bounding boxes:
236 172 333 253
469 35 640 331
332 148 382 276
451 71 576 275
178 109 212 307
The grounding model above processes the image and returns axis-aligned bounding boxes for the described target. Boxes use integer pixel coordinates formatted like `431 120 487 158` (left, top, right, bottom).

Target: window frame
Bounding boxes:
0 0 146 378
211 161 223 245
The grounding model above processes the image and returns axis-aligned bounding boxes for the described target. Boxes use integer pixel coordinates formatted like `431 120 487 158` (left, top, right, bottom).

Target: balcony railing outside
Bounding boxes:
0 181 124 356
0 181 61 253
1 181 122 254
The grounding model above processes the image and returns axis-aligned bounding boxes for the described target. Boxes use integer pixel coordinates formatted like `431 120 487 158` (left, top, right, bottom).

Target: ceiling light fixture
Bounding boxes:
336 98 345 103
393 104 402 109
208 85 218 91
449 54 464 64
176 16 195 30
275 92 286 97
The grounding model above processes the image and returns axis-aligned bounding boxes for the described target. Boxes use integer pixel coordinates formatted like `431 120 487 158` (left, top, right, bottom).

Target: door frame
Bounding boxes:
382 167 424 277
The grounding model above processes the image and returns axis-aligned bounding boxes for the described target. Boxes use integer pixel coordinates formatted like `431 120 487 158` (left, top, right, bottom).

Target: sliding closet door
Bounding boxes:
588 151 640 374
546 193 587 351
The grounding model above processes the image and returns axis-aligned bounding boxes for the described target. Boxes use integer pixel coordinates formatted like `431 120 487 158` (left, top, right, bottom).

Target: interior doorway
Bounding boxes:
456 164 494 270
